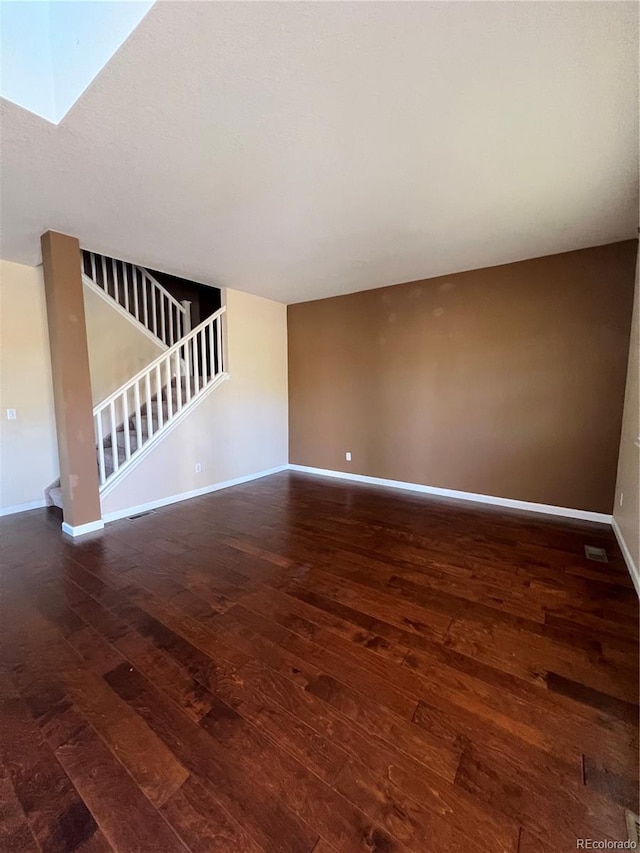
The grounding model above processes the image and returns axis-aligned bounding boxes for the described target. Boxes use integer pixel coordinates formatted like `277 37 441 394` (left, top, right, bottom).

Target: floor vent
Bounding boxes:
128 510 156 521
627 811 640 847
584 545 608 563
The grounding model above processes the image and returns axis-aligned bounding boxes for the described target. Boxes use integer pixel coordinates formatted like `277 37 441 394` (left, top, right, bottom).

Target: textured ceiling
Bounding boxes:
1 1 638 304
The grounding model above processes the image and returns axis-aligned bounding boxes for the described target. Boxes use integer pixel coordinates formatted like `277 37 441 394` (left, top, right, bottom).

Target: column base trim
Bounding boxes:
61 519 105 537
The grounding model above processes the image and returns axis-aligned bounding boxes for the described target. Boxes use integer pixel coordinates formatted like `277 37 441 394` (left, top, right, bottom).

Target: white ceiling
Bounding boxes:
1 1 638 304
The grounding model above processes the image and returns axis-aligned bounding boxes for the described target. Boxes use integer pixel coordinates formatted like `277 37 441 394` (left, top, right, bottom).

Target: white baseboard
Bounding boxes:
61 518 105 537
101 464 289 523
288 464 613 525
0 499 47 517
612 518 640 598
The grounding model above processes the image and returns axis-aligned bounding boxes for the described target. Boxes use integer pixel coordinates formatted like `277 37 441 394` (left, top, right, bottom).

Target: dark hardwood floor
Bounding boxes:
1 471 638 852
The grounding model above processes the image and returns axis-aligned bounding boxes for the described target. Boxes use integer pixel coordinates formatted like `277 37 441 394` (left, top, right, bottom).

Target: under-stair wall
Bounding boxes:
100 288 288 521
84 280 165 404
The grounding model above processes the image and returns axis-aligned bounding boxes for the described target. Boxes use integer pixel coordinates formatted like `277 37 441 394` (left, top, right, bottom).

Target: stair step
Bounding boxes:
103 444 127 477
48 485 64 509
115 428 141 451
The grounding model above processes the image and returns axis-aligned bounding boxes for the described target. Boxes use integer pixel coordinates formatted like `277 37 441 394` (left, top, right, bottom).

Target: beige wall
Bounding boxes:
83 284 164 405
288 241 637 514
614 248 640 584
101 287 288 517
0 259 59 511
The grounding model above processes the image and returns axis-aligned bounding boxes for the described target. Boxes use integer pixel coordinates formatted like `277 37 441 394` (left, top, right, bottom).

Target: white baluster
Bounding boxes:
155 363 163 429
145 372 153 439
101 255 108 294
166 355 173 420
123 263 130 314
216 315 223 374
112 258 119 304
90 252 97 283
208 317 215 378
134 380 142 451
96 413 106 485
160 293 167 344
151 281 157 336
200 321 207 383
109 401 119 473
192 331 200 393
122 391 131 461
133 267 140 320
142 273 149 329
175 350 182 410
184 339 192 402
181 301 191 337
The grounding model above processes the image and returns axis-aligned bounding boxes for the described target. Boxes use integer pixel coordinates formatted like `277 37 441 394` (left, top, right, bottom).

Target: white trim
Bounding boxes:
138 267 186 313
612 518 640 598
0 499 46 517
61 519 105 537
98 373 230 498
101 465 288 523
287 465 613 525
83 275 168 352
94 307 226 413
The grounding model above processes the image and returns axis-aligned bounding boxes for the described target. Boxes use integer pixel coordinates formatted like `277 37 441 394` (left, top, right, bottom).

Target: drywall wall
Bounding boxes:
83 283 164 405
613 247 639 584
0 259 58 512
288 241 638 514
101 287 288 516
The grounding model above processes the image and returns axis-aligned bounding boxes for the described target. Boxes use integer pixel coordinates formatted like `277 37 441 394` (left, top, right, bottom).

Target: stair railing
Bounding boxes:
82 250 191 346
94 306 226 488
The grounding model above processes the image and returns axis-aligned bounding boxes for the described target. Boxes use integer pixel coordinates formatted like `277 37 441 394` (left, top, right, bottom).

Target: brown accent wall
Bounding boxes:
288 241 638 514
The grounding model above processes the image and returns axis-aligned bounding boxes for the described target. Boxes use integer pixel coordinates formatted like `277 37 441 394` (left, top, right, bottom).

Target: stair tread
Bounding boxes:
47 485 64 509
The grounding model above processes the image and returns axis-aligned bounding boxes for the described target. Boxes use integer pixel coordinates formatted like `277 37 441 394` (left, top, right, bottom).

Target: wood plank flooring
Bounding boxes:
0 471 638 852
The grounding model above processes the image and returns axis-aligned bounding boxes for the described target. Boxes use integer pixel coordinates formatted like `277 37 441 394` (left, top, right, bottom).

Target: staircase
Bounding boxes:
82 250 192 347
81 251 227 496
102 375 195 477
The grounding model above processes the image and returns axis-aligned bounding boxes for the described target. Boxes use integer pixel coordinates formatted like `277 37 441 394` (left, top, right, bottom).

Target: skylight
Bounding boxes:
0 1 154 124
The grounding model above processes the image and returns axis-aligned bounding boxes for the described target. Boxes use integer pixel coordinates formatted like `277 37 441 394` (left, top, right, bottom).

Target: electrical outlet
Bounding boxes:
345 452 351 462
195 463 202 473
6 409 16 420
620 492 624 507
